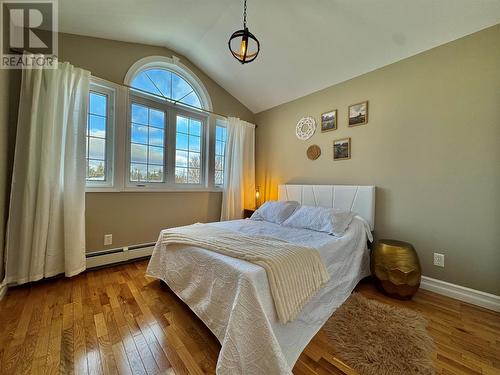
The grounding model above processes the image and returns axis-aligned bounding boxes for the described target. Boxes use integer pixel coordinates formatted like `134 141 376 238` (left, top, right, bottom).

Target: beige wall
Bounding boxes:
56 33 254 252
255 25 500 295
86 192 222 250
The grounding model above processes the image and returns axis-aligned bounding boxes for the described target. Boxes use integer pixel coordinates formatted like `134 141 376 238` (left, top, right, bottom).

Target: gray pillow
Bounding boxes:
250 200 299 224
282 205 354 236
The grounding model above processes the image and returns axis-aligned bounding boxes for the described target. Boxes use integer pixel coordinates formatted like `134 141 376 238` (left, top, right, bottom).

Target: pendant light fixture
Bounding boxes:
228 0 260 64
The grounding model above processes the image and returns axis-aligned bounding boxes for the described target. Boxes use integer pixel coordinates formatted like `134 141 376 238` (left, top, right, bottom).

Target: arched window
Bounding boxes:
122 56 219 188
124 56 212 111
131 69 202 108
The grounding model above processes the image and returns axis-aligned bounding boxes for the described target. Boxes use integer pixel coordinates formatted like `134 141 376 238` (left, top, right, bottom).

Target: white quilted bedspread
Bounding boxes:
146 218 371 374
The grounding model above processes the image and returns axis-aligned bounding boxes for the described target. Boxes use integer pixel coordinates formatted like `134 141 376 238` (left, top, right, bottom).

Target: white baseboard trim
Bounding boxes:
86 244 154 269
420 276 500 312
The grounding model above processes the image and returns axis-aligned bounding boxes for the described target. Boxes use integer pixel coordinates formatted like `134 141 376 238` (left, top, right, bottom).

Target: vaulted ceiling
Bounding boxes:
59 0 500 113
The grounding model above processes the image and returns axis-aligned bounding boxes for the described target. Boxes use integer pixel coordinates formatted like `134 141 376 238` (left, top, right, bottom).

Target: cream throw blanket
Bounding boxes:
160 223 330 323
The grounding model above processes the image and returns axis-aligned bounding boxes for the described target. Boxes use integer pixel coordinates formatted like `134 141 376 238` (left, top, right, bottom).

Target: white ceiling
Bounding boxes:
59 0 500 113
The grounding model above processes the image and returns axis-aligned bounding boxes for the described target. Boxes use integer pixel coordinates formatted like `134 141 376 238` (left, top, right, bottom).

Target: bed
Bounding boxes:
146 184 376 374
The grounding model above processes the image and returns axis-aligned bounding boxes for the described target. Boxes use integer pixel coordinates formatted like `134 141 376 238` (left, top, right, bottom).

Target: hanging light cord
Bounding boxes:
243 0 247 28
228 0 260 64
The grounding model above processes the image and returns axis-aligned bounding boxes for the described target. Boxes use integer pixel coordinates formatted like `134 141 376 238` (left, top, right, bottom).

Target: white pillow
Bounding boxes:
282 205 354 236
250 200 299 224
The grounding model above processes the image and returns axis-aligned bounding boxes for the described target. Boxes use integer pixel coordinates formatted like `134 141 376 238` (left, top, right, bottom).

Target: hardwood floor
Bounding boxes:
0 260 498 375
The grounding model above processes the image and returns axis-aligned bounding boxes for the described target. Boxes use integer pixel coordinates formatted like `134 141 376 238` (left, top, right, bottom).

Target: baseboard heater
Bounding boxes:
86 242 156 269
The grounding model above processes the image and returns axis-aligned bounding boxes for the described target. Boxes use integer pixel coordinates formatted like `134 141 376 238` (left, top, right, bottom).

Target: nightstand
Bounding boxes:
243 209 255 218
371 239 421 299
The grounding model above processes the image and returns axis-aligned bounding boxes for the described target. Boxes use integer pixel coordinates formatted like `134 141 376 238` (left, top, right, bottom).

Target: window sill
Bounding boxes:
85 186 224 193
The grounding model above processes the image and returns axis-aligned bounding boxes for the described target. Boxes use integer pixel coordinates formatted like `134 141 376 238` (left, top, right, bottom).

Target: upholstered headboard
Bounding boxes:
278 184 376 231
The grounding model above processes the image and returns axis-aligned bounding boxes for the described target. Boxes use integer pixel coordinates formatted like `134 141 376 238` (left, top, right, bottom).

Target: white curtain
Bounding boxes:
221 117 255 221
5 59 90 285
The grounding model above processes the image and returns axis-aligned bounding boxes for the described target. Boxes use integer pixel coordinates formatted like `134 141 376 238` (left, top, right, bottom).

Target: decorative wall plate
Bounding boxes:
296 116 316 140
307 145 321 160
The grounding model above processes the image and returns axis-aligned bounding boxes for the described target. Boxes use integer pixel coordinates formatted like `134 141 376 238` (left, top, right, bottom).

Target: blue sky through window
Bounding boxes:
175 115 202 184
131 68 202 109
215 122 227 186
130 103 166 183
86 92 108 181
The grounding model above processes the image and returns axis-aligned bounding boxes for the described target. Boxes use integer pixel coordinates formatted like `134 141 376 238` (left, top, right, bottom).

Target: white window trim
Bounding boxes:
86 57 226 193
85 77 117 191
170 107 208 189
125 94 168 189
124 94 211 190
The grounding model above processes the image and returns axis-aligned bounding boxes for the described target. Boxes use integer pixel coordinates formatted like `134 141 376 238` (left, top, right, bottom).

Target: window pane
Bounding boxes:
149 146 163 165
131 124 148 144
144 69 171 98
129 103 167 184
176 133 188 150
89 137 105 160
131 143 148 164
216 126 224 141
175 167 187 183
172 74 193 101
216 141 224 155
215 124 227 186
188 169 200 184
177 116 189 134
149 108 165 128
88 159 105 181
131 104 148 125
130 163 148 182
131 73 163 97
215 155 224 170
215 171 223 186
89 93 106 116
88 115 106 138
180 91 201 108
188 152 200 169
87 91 110 184
189 119 201 136
176 150 188 167
175 115 204 185
149 127 164 147
147 165 163 182
188 135 200 152
131 68 205 112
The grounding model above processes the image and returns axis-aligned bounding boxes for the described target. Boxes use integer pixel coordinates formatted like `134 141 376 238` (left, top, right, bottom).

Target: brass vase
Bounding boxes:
371 239 421 299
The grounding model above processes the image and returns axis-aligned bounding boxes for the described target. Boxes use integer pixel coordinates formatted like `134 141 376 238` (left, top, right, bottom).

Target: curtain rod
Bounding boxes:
102 79 258 127
104 78 231 119
102 77 257 127
11 48 257 124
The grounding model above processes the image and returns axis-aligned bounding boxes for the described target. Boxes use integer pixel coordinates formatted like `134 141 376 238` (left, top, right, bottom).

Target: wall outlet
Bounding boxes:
433 252 445 267
104 234 113 246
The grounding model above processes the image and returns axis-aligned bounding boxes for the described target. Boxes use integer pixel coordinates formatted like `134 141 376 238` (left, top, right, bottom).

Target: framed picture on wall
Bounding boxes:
333 137 351 161
321 109 337 132
348 101 368 126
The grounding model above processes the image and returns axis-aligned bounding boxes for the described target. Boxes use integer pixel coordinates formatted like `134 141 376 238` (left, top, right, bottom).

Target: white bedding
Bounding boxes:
146 217 371 374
